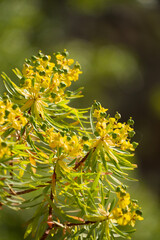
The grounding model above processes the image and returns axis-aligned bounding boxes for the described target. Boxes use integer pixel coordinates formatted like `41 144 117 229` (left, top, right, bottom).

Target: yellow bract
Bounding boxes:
0 137 10 159
0 99 27 130
111 187 143 227
48 130 85 158
14 51 82 118
93 105 134 151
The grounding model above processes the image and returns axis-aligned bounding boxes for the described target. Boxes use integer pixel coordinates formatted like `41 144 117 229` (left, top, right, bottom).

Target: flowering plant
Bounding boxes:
0 50 143 240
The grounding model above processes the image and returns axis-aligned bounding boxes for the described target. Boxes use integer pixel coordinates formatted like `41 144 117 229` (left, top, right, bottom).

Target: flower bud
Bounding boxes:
93 101 101 109
66 90 72 97
94 131 100 137
82 136 89 141
83 144 89 151
12 104 18 110
132 142 138 149
42 55 49 61
64 69 69 74
115 112 121 120
74 63 81 69
116 186 121 192
5 110 10 118
25 58 31 64
31 55 38 61
1 142 7 148
67 136 72 141
136 210 142 216
60 82 66 88
127 118 134 126
51 93 56 99
129 131 135 138
35 61 40 67
112 133 118 139
39 71 46 76
53 67 58 72
62 50 69 57
100 112 106 118
38 51 44 58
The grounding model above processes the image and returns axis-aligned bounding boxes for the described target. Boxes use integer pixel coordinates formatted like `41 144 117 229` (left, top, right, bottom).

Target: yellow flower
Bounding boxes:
56 54 65 61
96 120 107 137
117 212 132 226
49 130 84 158
117 192 130 209
0 100 27 130
0 138 10 159
93 105 108 119
112 207 123 219
93 103 136 151
130 211 144 227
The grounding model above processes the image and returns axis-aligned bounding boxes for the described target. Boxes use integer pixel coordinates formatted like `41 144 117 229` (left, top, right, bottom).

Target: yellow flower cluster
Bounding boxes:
0 99 27 130
111 187 143 227
0 137 10 159
19 50 82 104
48 129 90 158
93 103 136 151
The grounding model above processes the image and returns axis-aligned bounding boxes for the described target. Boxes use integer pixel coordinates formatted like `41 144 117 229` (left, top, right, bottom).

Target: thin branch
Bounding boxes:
73 147 96 170
40 170 56 240
40 227 50 240
40 217 108 239
6 181 51 196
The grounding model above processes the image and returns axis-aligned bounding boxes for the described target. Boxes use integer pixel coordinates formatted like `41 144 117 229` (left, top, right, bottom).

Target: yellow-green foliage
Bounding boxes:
0 51 143 240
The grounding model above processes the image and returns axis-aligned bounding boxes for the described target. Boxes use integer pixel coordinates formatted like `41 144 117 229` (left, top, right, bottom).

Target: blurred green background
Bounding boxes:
0 0 160 239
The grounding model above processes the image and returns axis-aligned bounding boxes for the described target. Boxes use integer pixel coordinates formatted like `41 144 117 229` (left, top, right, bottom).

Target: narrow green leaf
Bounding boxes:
90 104 95 134
24 223 32 239
2 128 14 138
112 224 131 239
100 148 108 171
91 171 101 193
87 222 99 238
109 198 116 212
104 190 110 207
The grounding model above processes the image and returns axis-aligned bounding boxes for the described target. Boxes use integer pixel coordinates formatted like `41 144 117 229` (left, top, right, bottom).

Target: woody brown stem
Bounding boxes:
40 170 56 240
40 217 108 239
73 147 96 170
6 181 51 196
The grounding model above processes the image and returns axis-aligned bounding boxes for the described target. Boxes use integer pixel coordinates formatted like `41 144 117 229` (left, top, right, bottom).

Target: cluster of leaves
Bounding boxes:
0 50 143 240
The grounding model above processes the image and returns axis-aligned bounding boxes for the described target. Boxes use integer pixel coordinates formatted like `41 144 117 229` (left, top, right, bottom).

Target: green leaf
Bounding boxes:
0 154 17 163
100 148 108 171
45 195 84 223
2 72 25 98
45 114 65 131
99 221 106 240
71 228 86 238
108 174 123 186
91 170 101 193
109 198 116 212
12 68 23 79
2 128 14 138
105 151 121 171
104 190 110 207
90 105 95 134
24 223 32 239
87 222 99 238
112 224 131 239
113 151 135 168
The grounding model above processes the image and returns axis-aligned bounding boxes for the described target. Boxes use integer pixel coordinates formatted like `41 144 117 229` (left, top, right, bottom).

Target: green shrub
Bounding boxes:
0 50 143 240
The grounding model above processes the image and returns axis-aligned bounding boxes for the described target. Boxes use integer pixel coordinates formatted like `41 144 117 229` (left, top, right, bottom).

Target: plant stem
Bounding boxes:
73 147 96 170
